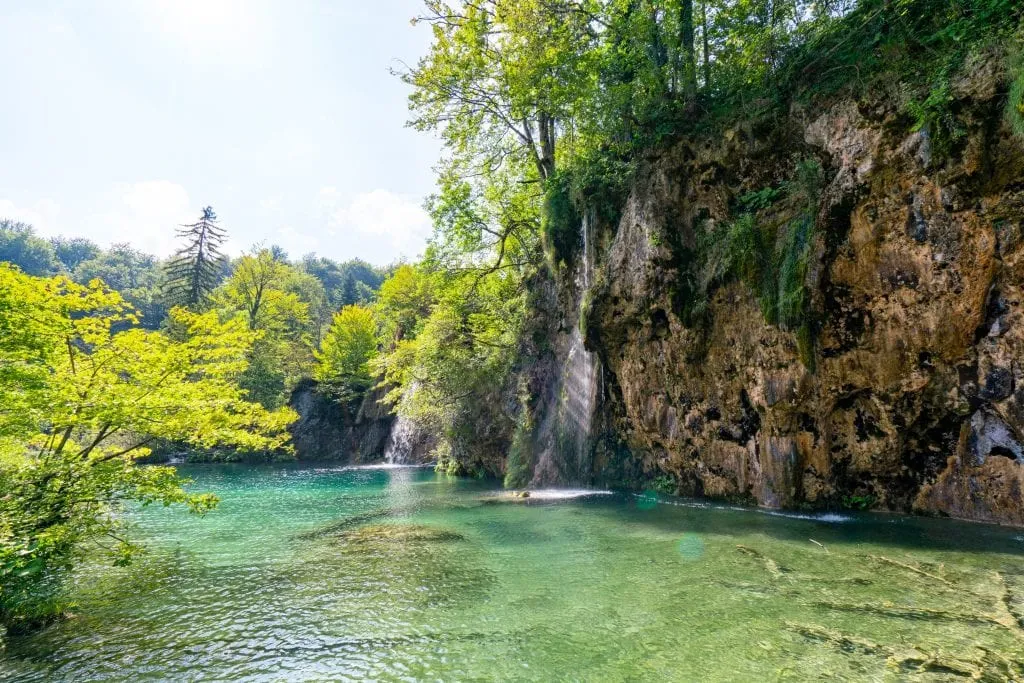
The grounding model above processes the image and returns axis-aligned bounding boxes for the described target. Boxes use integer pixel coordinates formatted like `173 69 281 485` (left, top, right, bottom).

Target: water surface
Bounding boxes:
3 464 1024 681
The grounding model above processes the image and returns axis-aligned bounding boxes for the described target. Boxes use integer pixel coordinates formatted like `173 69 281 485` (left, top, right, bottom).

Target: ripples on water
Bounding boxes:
3 464 1024 681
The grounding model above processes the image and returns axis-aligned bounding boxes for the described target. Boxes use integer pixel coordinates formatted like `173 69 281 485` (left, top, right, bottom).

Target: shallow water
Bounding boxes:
3 464 1024 681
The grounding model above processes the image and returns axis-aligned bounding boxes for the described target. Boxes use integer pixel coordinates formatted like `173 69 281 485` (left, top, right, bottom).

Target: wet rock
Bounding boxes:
914 416 1024 526
966 410 1023 465
288 379 394 462
979 367 1014 401
581 52 1024 524
337 524 466 545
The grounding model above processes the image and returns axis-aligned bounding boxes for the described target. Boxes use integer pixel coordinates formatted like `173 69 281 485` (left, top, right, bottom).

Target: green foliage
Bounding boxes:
688 159 821 366
652 474 677 495
503 388 536 489
562 151 636 230
905 73 966 158
50 236 100 272
73 243 167 329
1006 41 1024 140
214 249 314 409
300 255 385 309
737 186 785 213
374 264 435 344
163 206 227 310
842 494 878 510
0 221 60 276
374 265 527 478
315 305 378 402
0 265 294 633
542 172 581 268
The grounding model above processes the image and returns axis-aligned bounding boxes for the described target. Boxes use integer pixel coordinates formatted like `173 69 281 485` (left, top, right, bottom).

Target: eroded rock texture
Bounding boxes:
289 380 394 462
585 61 1024 524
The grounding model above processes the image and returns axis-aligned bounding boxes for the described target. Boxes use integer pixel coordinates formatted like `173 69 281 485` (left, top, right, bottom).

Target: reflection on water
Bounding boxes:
3 464 1023 681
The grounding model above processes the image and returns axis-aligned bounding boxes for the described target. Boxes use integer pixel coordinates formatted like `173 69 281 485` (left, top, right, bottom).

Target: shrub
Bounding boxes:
684 158 822 368
541 172 580 268
1006 42 1024 140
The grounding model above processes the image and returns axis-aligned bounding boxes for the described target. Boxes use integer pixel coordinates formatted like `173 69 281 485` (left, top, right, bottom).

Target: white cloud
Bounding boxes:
275 224 320 256
323 189 432 263
83 181 194 256
0 198 61 234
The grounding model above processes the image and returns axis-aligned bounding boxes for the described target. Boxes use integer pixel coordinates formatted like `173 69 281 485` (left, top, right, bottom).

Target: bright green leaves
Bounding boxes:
214 248 317 409
315 305 379 402
0 265 295 632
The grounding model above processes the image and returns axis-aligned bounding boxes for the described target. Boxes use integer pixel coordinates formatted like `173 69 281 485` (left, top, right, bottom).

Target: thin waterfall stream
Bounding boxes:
531 213 601 485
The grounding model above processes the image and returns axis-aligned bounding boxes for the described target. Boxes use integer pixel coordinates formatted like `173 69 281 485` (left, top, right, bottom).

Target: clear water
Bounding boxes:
3 464 1024 681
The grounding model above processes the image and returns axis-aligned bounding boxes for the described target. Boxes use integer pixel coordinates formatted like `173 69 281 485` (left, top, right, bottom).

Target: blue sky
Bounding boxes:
0 0 441 265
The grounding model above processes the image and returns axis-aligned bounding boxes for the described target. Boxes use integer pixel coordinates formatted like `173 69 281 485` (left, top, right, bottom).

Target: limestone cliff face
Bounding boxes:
288 380 394 463
585 56 1024 524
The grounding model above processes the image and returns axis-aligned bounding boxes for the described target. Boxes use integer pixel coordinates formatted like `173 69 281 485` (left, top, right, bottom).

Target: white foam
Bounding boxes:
347 463 434 470
761 511 852 523
500 489 614 500
310 463 435 473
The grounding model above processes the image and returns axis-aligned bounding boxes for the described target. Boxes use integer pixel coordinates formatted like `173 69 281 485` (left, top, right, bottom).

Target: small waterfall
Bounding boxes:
383 414 418 464
383 381 425 464
530 212 601 485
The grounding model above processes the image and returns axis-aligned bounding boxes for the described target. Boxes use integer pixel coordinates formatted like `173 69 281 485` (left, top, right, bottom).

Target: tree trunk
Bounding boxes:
679 0 697 109
538 112 556 180
701 0 711 90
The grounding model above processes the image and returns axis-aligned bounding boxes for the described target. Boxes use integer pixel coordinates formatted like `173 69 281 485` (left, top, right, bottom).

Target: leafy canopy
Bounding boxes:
0 265 295 632
315 305 379 401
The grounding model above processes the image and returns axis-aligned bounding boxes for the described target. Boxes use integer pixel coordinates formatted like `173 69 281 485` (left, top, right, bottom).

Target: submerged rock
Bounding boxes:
336 523 465 545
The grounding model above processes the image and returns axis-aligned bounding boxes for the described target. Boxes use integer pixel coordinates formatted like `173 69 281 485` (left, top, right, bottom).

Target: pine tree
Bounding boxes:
164 206 226 309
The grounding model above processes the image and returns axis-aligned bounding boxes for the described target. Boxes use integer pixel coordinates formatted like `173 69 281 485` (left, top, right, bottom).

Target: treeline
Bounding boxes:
0 218 386 326
0 216 390 409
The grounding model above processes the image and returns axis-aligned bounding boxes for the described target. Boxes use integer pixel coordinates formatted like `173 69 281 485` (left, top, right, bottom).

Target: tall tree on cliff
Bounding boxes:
401 0 599 183
677 0 698 108
164 206 226 310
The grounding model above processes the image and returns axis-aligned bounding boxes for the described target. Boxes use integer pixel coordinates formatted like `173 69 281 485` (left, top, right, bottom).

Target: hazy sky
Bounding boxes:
0 0 441 265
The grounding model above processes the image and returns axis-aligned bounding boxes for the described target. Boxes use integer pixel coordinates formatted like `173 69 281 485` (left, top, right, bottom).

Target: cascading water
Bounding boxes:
383 414 418 464
383 382 425 464
530 212 601 485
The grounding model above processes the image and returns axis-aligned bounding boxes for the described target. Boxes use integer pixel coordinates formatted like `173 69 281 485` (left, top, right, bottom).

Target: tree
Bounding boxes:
403 0 599 183
677 0 698 107
374 266 527 476
73 243 166 329
50 236 100 272
301 255 386 308
163 206 226 310
220 248 305 332
375 263 436 343
0 264 295 634
215 248 312 408
314 305 378 401
0 220 60 276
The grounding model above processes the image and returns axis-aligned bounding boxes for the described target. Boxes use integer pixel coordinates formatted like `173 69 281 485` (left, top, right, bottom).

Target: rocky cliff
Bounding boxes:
288 380 394 463
562 53 1024 525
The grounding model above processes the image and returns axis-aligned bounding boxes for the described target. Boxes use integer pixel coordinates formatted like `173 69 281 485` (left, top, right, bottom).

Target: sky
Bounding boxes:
0 0 442 266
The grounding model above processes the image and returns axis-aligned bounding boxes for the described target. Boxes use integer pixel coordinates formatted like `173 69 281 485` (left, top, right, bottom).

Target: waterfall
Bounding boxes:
383 414 418 464
530 212 601 485
383 381 425 464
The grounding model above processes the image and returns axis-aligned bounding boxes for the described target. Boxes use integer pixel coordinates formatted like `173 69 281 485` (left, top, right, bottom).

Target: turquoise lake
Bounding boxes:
3 464 1023 681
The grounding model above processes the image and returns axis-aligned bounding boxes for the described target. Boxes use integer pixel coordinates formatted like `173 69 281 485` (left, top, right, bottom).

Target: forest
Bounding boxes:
3 0 1024 676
